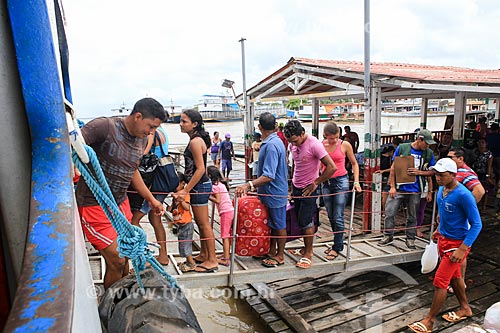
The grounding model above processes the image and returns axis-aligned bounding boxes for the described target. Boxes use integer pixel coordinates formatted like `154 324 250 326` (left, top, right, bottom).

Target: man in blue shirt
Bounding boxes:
379 129 436 249
408 158 482 333
236 112 288 267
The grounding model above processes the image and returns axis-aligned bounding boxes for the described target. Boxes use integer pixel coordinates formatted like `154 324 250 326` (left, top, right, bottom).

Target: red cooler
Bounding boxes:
235 196 271 256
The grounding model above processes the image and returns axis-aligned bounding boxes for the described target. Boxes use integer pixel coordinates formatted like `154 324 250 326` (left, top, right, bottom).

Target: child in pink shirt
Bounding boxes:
207 166 235 266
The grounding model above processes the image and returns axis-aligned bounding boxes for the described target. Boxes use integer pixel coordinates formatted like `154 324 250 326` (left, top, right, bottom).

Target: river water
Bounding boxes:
163 120 366 151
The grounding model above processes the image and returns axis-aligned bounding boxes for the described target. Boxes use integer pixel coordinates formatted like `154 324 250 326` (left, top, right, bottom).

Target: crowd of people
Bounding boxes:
75 98 485 331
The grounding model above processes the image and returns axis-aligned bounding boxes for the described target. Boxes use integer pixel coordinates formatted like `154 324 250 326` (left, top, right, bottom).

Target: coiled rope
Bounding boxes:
72 145 178 289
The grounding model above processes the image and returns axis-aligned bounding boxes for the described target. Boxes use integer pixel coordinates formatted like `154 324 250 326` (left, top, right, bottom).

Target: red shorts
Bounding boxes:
433 236 470 289
79 198 133 251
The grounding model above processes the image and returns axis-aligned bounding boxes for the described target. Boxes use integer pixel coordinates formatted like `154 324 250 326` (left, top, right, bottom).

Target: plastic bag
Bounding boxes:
484 301 500 331
421 241 439 274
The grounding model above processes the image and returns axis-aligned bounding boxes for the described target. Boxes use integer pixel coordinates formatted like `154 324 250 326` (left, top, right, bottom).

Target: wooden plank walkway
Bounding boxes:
235 205 500 333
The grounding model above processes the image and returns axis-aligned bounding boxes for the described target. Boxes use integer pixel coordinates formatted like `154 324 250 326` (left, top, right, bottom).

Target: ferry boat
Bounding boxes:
195 94 244 122
297 105 330 121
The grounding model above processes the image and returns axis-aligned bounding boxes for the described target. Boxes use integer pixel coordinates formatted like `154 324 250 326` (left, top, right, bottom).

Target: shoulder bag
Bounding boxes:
150 131 180 193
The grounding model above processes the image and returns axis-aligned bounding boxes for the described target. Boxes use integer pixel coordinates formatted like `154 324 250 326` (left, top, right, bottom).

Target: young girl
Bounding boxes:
207 166 234 266
175 109 218 273
168 172 196 272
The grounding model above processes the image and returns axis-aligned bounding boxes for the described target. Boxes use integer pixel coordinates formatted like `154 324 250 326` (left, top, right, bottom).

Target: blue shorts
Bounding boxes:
221 159 232 171
139 193 168 214
210 152 218 162
267 205 286 230
291 185 318 229
190 180 212 207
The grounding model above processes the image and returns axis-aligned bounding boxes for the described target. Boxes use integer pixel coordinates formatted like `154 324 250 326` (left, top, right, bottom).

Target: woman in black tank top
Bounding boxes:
176 109 218 272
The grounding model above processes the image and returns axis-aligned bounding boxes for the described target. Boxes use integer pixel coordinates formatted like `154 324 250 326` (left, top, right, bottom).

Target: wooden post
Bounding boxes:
420 97 428 129
453 92 466 147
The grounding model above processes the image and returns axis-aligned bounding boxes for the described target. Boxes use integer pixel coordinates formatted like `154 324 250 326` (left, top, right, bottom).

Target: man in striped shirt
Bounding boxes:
448 147 485 202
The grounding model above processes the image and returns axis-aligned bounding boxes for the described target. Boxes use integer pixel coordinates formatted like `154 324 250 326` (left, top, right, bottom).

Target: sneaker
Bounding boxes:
378 235 393 246
406 239 416 249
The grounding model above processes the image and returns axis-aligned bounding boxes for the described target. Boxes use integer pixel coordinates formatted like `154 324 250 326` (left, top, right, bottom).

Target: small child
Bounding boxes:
167 172 196 272
207 166 234 266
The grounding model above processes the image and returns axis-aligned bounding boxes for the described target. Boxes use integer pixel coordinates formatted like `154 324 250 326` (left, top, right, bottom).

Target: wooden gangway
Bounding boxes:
164 236 428 289
88 200 431 289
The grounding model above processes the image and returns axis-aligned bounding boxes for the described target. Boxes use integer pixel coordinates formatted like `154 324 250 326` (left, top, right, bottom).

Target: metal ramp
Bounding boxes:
88 201 430 289
158 236 428 289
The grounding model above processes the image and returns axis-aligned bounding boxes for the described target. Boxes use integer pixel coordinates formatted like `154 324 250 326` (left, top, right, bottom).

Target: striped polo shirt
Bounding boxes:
456 163 481 191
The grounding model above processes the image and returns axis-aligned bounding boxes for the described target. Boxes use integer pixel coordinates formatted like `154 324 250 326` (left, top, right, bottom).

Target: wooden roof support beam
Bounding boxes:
388 78 500 94
294 63 366 80
245 66 294 97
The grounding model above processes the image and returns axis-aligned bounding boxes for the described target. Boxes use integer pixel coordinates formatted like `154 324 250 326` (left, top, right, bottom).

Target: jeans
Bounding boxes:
322 175 349 253
383 191 420 239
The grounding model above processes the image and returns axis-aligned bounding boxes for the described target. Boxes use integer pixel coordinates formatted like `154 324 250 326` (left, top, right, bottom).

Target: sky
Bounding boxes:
62 0 500 119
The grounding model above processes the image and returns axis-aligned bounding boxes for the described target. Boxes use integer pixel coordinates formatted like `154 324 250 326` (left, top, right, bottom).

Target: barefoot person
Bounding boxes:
175 109 218 273
408 158 482 333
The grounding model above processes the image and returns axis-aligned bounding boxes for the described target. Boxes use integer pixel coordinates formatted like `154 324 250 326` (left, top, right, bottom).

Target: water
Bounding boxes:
163 120 366 151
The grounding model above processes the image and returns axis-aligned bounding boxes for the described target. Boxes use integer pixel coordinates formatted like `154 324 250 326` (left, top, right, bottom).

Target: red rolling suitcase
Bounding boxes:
235 196 271 256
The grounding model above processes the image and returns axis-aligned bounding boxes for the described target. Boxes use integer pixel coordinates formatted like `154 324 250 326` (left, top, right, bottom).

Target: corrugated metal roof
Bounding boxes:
242 57 500 101
293 57 500 84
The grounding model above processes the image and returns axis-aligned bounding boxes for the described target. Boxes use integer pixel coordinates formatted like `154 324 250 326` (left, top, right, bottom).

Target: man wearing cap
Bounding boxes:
379 129 436 249
218 133 235 179
408 158 481 333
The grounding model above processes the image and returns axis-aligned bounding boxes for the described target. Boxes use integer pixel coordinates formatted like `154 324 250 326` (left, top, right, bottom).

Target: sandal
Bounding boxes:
408 321 432 333
325 249 339 260
287 248 305 256
217 257 230 267
178 261 196 273
261 257 284 268
295 257 312 269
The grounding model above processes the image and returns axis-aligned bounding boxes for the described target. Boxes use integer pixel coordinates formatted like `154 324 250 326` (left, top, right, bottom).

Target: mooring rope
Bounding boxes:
72 145 178 289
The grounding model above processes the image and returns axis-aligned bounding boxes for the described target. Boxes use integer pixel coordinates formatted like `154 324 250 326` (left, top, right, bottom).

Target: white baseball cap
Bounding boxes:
429 158 457 173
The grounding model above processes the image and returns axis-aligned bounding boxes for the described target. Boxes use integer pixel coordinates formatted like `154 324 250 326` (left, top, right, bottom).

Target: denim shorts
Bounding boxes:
267 205 286 230
190 180 212 207
139 193 168 214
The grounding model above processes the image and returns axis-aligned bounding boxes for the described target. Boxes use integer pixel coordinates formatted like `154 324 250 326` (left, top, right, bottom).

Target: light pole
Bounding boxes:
239 37 252 181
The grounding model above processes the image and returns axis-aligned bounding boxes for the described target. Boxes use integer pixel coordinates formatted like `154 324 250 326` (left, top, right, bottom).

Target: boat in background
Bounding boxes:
195 94 243 122
297 104 330 121
165 105 182 123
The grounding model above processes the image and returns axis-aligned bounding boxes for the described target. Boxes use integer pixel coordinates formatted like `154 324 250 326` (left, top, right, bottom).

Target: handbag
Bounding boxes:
421 240 439 274
150 132 180 193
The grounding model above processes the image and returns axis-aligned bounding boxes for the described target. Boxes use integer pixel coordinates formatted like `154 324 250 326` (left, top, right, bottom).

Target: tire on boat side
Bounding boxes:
99 267 202 333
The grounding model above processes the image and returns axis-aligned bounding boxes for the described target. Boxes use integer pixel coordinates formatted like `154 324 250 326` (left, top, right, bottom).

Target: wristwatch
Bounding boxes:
248 181 256 192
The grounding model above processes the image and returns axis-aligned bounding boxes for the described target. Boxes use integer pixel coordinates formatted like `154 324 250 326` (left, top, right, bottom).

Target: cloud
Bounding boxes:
63 0 500 119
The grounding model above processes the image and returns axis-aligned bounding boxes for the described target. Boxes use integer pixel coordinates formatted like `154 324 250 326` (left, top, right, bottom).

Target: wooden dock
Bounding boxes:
234 206 500 333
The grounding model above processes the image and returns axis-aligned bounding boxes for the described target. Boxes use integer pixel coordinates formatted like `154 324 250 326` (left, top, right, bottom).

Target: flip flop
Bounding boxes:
178 261 196 273
287 248 304 256
295 257 312 269
195 265 218 273
325 249 339 260
261 257 284 268
217 257 230 267
442 311 470 323
408 321 432 333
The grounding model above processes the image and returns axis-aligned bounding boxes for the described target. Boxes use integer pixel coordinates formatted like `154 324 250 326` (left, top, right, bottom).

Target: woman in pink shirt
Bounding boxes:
322 122 362 260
